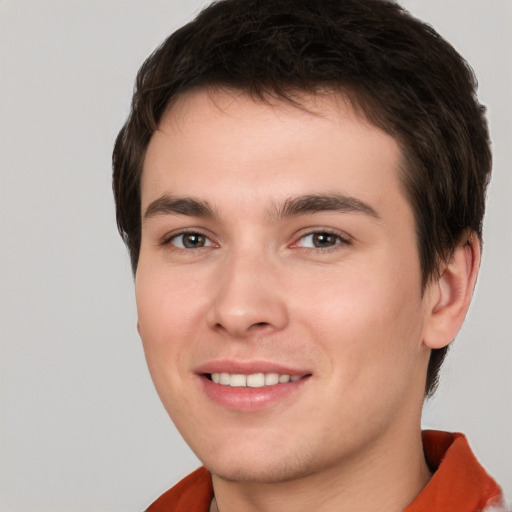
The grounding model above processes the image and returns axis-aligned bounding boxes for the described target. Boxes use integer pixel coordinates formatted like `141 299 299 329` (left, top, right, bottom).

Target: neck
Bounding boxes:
210 422 431 512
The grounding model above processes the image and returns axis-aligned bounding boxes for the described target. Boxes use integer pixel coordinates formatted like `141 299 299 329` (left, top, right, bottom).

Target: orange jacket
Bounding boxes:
146 431 506 512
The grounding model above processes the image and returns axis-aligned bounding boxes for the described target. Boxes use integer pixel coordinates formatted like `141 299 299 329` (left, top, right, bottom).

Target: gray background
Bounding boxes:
0 1 510 510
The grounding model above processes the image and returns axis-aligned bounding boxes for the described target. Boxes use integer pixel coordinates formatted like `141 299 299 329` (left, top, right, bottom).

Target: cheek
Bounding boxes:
293 263 424 381
134 270 204 425
135 268 195 379
136 262 202 332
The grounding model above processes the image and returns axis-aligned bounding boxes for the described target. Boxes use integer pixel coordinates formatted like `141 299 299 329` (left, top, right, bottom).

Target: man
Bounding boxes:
112 0 506 510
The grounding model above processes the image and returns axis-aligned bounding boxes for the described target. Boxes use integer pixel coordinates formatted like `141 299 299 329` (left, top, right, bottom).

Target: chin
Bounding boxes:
199 441 324 484
206 459 314 484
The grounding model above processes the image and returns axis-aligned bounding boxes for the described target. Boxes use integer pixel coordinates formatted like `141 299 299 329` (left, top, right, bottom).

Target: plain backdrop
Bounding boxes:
0 1 510 510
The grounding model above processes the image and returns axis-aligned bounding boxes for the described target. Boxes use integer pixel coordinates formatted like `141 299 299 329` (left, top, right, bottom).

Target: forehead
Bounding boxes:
141 88 407 219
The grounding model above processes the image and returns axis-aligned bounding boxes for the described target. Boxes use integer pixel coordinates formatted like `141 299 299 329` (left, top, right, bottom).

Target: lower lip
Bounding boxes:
200 375 310 411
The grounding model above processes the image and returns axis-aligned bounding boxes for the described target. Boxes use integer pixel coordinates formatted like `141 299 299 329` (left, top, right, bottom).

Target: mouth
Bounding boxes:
205 372 306 388
197 363 312 411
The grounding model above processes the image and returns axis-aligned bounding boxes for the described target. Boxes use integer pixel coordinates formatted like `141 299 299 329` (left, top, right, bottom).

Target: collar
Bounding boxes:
404 430 505 511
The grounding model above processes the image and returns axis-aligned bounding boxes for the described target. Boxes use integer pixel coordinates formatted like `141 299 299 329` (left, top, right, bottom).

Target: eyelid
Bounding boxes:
290 227 352 249
160 228 218 249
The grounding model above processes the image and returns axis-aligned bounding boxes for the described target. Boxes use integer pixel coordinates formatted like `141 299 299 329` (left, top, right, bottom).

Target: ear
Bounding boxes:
422 232 481 349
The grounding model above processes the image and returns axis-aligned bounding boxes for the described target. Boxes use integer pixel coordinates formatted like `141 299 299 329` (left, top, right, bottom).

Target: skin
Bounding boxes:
136 89 479 512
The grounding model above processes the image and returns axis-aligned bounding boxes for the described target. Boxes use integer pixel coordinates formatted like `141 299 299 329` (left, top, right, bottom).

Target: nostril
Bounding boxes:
249 322 273 331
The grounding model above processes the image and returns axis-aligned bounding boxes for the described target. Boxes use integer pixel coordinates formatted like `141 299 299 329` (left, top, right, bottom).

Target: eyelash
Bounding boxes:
161 228 351 253
161 230 216 250
291 230 351 251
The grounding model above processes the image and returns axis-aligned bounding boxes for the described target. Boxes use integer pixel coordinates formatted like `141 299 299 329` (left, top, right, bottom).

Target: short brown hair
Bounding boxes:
112 0 491 396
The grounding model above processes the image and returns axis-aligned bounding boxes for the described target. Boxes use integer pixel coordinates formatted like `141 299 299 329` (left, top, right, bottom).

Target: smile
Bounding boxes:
209 372 303 388
199 364 312 411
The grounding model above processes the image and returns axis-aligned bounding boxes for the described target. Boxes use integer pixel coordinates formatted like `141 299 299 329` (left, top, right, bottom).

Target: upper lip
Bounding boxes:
195 359 311 376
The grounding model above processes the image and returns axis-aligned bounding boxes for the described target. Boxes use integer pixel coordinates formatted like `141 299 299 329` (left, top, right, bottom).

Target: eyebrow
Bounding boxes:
143 193 379 221
144 195 216 220
274 194 380 219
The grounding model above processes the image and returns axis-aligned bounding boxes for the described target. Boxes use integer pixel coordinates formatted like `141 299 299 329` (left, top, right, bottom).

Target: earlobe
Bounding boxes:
423 233 481 349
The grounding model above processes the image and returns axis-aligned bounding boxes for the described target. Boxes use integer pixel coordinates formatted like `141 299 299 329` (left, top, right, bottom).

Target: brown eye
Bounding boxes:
311 233 338 247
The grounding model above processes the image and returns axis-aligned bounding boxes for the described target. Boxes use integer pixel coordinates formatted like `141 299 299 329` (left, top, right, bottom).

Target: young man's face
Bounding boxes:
136 89 433 483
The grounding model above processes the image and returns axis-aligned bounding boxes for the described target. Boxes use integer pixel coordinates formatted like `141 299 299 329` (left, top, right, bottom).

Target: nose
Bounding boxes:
206 249 289 339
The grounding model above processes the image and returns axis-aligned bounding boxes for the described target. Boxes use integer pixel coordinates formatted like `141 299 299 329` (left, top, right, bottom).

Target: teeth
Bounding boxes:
247 373 264 387
229 374 247 387
209 372 304 388
265 373 279 385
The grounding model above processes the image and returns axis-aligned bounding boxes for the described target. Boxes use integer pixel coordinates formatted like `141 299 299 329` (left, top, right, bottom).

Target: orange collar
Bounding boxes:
404 430 504 511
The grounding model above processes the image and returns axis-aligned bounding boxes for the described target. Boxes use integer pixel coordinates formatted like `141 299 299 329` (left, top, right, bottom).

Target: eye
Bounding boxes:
294 231 349 249
167 232 215 249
